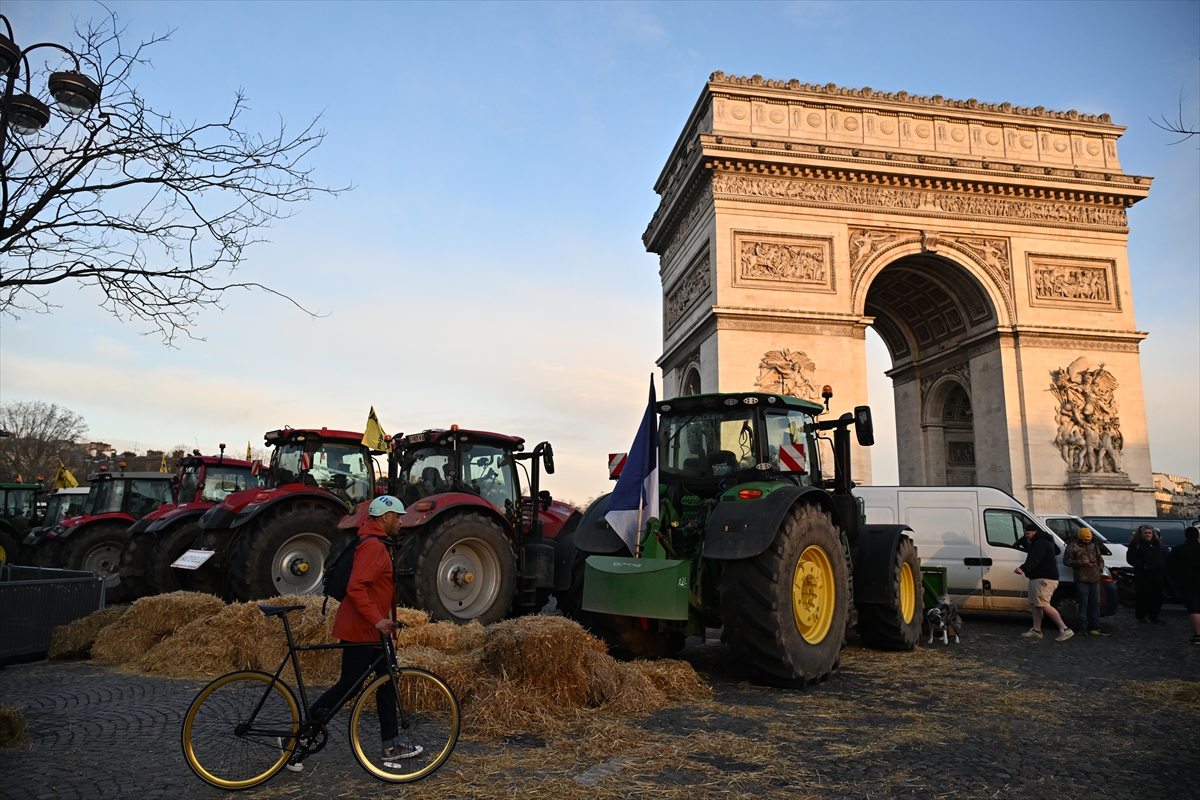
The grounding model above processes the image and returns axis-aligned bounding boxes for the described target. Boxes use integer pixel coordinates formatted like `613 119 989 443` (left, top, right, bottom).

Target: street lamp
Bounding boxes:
0 15 101 138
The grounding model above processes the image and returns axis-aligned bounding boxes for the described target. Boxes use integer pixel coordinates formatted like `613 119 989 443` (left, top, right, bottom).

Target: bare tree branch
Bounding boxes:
0 10 348 344
0 400 88 482
1150 88 1199 144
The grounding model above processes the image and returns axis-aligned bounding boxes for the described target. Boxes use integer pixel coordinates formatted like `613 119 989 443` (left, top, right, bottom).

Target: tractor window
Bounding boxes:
764 411 820 484
43 493 77 527
660 410 758 478
310 444 374 505
3 489 36 520
90 479 127 515
399 446 455 504
200 467 261 504
460 444 518 511
129 480 174 519
178 466 201 503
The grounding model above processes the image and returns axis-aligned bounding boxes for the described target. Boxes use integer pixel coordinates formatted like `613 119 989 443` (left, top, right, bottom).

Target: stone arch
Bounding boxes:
852 237 1014 329
920 375 977 486
681 364 703 396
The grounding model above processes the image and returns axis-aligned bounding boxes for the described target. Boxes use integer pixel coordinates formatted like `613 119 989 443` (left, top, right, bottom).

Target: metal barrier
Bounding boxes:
0 565 106 665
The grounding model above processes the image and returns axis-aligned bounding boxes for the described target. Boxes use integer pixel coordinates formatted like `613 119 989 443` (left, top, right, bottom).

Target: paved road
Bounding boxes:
1 606 1196 799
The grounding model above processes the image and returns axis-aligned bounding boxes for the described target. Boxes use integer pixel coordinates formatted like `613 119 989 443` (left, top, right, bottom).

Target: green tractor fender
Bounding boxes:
852 524 914 605
702 485 838 560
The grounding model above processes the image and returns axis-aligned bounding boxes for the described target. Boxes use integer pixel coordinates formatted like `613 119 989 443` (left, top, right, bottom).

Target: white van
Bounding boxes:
1036 513 1129 571
853 486 1118 618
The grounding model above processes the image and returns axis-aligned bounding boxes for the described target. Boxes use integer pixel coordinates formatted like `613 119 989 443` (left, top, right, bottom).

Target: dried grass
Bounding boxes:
92 593 225 663
396 619 485 653
1124 680 1200 708
0 705 29 748
48 605 129 660
631 659 713 700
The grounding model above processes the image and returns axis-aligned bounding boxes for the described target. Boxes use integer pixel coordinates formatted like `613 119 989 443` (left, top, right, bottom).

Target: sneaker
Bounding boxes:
1089 629 1111 636
383 743 423 764
285 749 304 773
1056 628 1074 642
1021 629 1043 639
1190 635 1200 645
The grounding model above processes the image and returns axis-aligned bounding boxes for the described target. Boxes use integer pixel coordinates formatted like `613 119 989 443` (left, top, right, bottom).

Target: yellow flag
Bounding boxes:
362 407 388 451
56 461 79 489
160 453 169 472
246 442 253 461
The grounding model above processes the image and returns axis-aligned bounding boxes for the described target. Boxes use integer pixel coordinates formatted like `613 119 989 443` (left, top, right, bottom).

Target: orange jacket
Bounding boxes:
332 517 394 643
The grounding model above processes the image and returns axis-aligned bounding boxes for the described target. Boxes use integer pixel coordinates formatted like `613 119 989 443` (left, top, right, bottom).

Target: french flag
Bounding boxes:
605 377 659 555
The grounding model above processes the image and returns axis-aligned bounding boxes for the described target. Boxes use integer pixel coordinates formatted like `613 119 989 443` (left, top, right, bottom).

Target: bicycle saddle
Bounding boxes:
259 604 306 617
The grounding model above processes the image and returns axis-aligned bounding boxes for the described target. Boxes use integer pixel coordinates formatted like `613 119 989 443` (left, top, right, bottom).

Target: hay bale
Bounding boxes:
462 679 578 739
395 606 430 628
397 646 483 702
600 665 668 716
630 659 712 699
92 592 225 663
0 705 29 748
136 595 341 683
49 605 129 660
396 620 485 653
479 616 606 707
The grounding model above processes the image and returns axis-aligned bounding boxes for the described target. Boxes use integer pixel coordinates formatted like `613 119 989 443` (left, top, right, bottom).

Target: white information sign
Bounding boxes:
171 549 216 570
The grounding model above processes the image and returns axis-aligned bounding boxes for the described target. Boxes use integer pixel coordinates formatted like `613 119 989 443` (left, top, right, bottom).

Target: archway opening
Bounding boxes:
682 367 702 396
863 253 999 487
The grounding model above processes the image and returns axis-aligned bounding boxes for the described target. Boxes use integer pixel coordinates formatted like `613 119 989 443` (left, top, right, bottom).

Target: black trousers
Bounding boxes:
1134 569 1164 621
310 643 397 743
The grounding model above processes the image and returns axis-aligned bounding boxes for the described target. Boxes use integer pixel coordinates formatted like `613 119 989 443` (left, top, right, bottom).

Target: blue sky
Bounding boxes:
2 0 1197 503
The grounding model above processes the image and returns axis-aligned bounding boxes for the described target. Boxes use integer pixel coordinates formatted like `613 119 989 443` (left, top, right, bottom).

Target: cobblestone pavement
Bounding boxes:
1 607 1197 799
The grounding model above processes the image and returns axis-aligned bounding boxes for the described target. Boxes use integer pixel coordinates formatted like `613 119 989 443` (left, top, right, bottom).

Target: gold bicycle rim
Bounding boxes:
350 668 460 783
183 672 299 789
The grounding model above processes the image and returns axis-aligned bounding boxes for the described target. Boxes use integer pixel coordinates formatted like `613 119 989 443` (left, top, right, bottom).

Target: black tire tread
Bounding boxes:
63 522 132 603
228 503 342 601
146 521 204 595
405 512 516 626
856 536 922 651
118 530 157 597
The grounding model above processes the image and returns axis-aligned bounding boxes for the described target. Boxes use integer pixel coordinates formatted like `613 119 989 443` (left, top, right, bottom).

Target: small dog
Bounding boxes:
926 595 963 645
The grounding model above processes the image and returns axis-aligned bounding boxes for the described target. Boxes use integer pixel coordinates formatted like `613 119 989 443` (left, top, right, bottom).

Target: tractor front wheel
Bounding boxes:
719 503 848 688
856 536 922 651
146 521 203 595
229 504 343 601
63 523 132 603
401 513 516 625
118 530 157 598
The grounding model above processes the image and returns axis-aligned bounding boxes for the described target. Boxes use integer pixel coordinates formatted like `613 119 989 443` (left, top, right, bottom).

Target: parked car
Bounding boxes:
1084 516 1197 605
855 486 1118 623
1039 513 1132 607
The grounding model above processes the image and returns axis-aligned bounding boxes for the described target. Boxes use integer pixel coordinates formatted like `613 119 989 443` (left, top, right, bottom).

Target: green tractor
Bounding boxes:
560 391 921 688
0 481 44 564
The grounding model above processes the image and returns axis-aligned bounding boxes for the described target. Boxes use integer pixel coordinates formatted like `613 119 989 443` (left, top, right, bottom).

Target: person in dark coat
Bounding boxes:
1127 525 1167 623
1167 526 1200 644
1015 520 1073 641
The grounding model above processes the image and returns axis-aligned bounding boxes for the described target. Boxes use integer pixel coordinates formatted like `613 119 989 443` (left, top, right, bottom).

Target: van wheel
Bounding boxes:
857 536 922 651
1051 587 1080 627
719 503 848 688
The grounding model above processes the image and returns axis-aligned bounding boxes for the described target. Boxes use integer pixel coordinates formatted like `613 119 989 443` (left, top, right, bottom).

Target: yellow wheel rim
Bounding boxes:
0 542 7 562
792 545 835 644
899 561 915 625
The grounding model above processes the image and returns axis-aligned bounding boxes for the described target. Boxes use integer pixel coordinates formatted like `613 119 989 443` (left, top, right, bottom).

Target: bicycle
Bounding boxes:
181 603 460 790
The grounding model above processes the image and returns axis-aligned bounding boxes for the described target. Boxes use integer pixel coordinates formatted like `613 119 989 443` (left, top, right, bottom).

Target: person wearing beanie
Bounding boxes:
1064 527 1108 635
1167 526 1200 644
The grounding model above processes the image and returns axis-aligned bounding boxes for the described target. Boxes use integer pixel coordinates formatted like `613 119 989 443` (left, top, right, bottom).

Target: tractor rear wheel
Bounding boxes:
719 503 848 688
856 536 922 651
229 504 343 601
118 530 157 598
400 513 516 625
146 521 203 595
63 523 132 603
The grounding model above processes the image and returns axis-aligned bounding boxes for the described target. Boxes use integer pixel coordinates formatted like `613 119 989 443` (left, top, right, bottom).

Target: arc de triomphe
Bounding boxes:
645 73 1155 515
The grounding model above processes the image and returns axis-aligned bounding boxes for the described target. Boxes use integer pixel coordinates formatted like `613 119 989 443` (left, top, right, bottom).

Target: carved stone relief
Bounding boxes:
661 182 713 266
1050 357 1124 474
733 232 834 292
664 250 712 334
849 228 900 279
710 173 1129 229
1027 254 1119 310
754 348 820 403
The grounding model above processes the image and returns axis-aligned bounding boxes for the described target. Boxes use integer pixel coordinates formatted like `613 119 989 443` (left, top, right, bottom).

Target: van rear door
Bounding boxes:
898 491 984 609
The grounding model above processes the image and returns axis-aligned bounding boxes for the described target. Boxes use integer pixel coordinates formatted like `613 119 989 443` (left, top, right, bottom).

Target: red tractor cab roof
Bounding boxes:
263 428 366 447
401 428 525 451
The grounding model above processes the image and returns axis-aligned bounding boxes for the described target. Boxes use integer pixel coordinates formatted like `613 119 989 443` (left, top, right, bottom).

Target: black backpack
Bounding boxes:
322 534 384 612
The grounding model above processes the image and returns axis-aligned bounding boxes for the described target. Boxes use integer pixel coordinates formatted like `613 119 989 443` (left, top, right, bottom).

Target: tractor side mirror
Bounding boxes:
542 442 555 475
853 406 874 447
538 489 553 510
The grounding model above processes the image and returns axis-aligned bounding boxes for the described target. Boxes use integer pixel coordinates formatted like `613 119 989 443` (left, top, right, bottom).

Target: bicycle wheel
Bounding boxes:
349 667 460 783
182 671 300 789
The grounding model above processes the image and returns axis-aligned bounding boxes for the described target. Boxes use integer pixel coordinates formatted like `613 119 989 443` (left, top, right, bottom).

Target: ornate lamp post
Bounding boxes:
0 15 102 221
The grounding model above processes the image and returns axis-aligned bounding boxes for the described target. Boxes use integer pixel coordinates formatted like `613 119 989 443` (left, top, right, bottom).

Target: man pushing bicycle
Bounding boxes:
288 495 418 772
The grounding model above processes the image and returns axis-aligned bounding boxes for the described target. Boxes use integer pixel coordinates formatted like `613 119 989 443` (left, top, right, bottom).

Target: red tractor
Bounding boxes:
372 427 580 625
42 467 176 601
186 427 381 600
118 449 262 597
